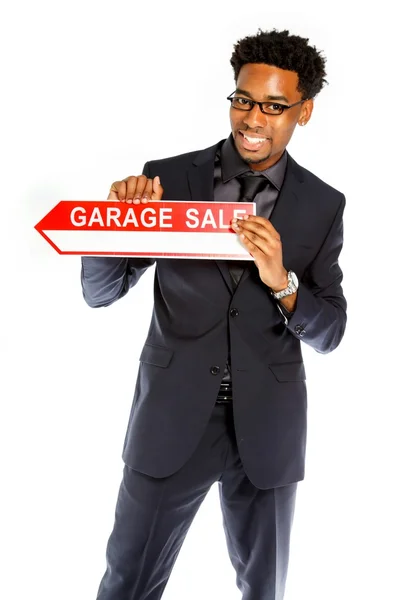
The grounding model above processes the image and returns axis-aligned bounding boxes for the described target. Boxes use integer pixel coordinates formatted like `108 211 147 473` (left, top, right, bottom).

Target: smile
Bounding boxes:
238 131 270 151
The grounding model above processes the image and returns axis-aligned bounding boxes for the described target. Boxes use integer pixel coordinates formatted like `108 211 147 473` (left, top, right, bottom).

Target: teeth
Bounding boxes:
244 135 266 144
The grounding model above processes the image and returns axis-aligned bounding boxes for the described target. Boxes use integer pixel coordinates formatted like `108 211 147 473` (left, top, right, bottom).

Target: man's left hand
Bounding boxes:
231 215 288 291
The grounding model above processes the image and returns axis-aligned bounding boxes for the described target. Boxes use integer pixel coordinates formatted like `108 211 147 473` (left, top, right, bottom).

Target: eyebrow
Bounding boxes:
235 88 290 104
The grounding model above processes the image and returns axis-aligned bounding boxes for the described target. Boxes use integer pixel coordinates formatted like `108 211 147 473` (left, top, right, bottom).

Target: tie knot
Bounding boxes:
238 174 267 202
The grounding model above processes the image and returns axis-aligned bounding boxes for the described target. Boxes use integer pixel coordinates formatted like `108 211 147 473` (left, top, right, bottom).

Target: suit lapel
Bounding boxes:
187 141 233 292
187 149 215 203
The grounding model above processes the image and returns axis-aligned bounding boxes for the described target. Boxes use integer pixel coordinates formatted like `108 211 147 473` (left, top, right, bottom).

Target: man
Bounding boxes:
81 28 346 600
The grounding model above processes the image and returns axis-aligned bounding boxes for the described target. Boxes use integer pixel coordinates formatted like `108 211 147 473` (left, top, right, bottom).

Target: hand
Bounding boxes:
231 215 288 290
108 175 164 204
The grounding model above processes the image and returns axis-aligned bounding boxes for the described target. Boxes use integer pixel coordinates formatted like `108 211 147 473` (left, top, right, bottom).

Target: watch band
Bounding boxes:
270 270 298 300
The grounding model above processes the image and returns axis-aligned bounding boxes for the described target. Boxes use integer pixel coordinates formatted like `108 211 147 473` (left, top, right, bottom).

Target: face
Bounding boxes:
230 63 314 170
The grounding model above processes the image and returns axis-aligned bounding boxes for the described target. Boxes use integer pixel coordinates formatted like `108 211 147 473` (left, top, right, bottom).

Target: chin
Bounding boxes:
239 150 272 165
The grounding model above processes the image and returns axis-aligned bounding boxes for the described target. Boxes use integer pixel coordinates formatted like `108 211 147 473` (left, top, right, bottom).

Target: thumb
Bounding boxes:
107 183 119 201
107 189 119 200
151 176 164 200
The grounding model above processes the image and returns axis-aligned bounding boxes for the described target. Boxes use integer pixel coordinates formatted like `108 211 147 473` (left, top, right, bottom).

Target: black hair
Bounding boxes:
230 28 327 99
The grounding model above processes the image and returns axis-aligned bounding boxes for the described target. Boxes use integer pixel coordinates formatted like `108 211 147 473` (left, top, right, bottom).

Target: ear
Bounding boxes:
298 98 314 126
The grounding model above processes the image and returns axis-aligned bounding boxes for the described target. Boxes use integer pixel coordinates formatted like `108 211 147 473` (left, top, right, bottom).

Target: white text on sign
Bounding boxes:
70 206 248 230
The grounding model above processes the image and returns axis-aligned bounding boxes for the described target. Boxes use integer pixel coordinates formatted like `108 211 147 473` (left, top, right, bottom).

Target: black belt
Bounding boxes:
216 382 232 404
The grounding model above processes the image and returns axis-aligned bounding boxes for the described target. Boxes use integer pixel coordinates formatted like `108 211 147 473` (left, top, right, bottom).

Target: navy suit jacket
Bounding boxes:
81 139 347 489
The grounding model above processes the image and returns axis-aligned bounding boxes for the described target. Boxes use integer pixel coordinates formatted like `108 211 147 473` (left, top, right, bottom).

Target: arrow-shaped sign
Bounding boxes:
34 200 256 259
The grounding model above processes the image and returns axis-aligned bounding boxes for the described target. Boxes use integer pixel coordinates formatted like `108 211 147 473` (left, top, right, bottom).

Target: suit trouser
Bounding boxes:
96 403 298 600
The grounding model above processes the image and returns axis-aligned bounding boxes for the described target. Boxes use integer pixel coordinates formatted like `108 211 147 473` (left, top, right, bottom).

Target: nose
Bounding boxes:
242 104 268 129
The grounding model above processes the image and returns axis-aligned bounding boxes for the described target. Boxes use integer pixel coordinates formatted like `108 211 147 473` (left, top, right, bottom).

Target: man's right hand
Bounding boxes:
108 175 164 203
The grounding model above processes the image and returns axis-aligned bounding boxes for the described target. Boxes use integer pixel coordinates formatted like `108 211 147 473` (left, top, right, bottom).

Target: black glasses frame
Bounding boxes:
227 92 306 115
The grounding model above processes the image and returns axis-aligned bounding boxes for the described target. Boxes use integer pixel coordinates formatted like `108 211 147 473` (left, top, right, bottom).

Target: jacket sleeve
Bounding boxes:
284 194 347 354
80 162 156 308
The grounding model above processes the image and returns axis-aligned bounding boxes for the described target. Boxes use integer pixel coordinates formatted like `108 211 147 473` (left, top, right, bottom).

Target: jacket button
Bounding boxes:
230 308 239 317
294 325 306 337
210 366 220 375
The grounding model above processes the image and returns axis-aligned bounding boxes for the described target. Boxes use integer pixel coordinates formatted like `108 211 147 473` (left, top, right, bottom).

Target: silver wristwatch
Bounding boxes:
270 271 299 300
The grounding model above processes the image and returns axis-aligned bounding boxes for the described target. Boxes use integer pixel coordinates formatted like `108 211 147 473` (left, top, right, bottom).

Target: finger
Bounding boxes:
109 180 128 202
238 228 279 257
151 176 164 201
235 215 281 240
142 178 153 203
130 175 150 204
233 217 281 244
239 232 265 260
124 177 139 204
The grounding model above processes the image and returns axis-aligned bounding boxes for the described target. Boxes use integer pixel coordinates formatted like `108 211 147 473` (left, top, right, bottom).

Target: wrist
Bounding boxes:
270 270 289 293
279 291 298 314
270 270 299 301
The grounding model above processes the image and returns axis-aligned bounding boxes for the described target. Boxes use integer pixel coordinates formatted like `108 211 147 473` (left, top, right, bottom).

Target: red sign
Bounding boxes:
34 200 256 259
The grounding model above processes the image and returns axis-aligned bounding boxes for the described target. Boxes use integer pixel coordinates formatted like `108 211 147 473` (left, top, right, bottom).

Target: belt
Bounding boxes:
216 382 232 404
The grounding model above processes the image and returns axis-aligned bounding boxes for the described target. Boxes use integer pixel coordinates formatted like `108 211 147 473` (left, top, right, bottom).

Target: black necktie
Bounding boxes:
228 174 267 289
238 173 267 203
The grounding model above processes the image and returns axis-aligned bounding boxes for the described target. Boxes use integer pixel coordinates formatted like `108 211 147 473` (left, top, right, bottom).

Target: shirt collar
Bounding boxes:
218 133 287 191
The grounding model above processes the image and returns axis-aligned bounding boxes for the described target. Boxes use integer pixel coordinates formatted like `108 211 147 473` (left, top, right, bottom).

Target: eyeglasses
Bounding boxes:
227 92 306 116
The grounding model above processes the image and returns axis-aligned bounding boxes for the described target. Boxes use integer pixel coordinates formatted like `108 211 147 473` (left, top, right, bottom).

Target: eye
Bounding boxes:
233 97 251 106
265 103 284 114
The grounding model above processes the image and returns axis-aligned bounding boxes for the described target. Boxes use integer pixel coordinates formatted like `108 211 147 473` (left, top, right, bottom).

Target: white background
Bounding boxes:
1 1 399 599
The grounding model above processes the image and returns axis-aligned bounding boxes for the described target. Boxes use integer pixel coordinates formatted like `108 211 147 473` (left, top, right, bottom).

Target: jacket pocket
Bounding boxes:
268 361 306 382
139 343 174 368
